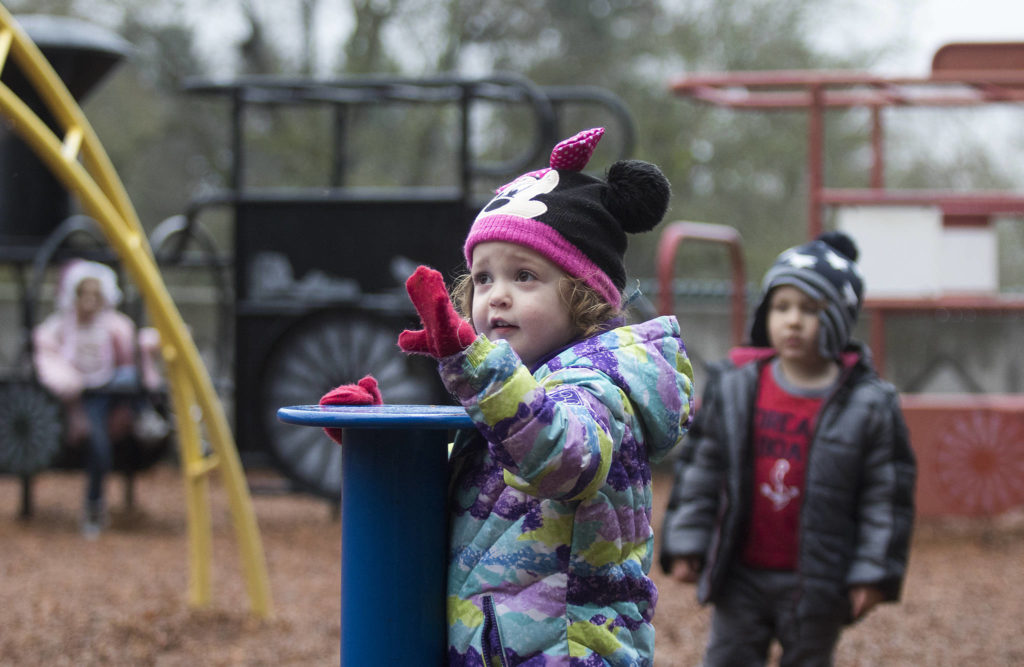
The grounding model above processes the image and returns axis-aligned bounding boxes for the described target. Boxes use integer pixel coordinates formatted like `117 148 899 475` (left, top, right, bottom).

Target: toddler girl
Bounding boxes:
398 127 694 665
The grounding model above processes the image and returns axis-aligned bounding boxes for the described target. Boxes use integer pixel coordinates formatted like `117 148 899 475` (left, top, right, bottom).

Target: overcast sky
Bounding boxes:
178 0 1022 78
829 0 1024 73
905 0 1023 70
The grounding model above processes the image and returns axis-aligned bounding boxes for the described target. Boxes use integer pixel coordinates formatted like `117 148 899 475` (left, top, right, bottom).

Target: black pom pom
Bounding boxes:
817 230 859 262
604 160 671 234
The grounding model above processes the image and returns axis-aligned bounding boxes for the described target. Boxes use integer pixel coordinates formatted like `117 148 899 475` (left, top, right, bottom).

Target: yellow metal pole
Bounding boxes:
165 350 214 608
0 6 272 617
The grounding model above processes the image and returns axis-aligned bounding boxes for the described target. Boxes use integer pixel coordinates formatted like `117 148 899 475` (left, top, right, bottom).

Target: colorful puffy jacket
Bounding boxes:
439 315 694 666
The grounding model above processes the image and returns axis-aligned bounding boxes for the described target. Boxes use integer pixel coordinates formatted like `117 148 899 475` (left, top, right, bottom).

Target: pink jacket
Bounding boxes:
32 260 161 400
34 310 142 400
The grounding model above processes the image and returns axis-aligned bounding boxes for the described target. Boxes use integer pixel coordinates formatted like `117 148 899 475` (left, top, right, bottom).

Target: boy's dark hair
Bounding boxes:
451 273 618 341
749 231 864 360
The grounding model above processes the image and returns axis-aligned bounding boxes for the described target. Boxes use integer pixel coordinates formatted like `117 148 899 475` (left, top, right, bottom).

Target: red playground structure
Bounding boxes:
660 42 1024 518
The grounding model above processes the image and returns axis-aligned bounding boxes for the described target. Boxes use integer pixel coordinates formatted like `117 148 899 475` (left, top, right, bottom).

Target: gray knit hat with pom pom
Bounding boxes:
749 231 866 360
464 127 671 308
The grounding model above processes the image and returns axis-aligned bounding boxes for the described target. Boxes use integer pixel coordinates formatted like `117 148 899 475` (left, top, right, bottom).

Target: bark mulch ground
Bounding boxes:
2 463 1023 665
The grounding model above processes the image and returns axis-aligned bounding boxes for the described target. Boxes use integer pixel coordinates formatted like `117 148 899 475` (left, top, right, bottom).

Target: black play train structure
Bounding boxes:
0 14 638 505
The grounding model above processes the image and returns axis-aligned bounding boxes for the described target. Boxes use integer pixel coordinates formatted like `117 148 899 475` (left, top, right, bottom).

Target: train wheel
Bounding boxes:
0 381 63 476
259 310 440 501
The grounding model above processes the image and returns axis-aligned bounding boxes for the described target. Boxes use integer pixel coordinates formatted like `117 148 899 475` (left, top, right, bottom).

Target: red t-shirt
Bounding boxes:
740 362 825 570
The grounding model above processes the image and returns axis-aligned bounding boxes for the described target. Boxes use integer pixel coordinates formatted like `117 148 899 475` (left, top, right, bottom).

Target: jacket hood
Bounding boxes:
540 315 694 464
57 259 122 313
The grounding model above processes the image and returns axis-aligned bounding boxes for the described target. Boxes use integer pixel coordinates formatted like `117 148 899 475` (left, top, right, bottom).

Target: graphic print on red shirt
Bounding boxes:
741 362 825 570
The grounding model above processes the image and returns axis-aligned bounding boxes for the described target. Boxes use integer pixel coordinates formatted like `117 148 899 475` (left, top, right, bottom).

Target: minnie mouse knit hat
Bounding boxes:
749 231 865 360
464 127 671 309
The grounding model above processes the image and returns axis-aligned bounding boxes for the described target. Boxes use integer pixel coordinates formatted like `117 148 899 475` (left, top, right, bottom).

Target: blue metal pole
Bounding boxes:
340 426 447 664
277 405 473 665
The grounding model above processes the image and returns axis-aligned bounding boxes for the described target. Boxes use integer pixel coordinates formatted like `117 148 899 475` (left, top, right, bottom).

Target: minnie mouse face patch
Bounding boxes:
475 168 559 222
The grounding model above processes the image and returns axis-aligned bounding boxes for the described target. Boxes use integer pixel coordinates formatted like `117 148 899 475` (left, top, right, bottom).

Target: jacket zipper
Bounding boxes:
482 595 510 667
794 362 857 615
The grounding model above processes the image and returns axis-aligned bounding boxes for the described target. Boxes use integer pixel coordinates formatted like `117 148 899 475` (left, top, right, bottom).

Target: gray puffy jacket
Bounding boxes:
659 344 916 622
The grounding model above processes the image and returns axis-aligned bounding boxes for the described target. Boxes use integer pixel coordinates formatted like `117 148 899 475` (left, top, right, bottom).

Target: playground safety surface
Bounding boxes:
2 462 1023 665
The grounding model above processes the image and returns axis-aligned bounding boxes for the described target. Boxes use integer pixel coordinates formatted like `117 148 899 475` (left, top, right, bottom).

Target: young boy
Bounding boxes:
660 231 916 666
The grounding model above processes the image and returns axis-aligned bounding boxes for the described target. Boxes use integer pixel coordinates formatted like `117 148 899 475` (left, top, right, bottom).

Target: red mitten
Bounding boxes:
318 375 382 444
398 265 476 358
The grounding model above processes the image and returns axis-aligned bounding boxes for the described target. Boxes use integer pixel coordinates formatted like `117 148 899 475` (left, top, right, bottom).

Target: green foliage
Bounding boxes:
7 0 1018 289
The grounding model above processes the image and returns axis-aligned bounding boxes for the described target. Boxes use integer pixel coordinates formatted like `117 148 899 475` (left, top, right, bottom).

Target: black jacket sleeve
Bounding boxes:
845 381 917 601
659 363 728 574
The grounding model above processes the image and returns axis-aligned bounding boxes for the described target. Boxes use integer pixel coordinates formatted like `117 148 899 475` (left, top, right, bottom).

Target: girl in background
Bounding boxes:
34 259 160 538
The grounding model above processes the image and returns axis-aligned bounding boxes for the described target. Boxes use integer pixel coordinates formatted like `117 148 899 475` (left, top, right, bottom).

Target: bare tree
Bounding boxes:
299 0 319 75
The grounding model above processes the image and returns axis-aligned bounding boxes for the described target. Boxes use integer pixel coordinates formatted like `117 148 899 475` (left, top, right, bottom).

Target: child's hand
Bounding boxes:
398 265 476 359
318 375 383 444
849 585 884 621
669 556 702 583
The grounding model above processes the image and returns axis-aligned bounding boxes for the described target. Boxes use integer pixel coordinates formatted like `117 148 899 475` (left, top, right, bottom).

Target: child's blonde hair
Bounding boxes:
451 273 619 341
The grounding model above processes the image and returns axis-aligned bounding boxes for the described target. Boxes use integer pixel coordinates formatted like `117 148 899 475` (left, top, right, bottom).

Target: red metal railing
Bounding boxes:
656 221 747 347
668 42 1024 238
666 44 1024 517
